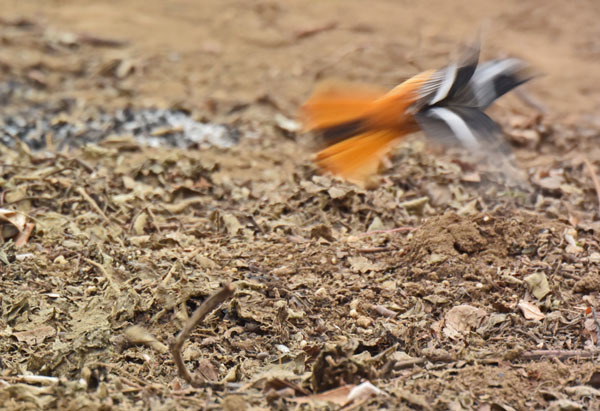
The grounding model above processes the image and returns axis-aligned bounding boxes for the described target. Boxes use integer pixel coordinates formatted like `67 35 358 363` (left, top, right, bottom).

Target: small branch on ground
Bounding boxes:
84 257 121 294
15 222 35 247
357 227 414 237
356 247 396 253
390 349 599 372
519 349 598 360
514 88 548 113
592 307 600 347
169 283 235 388
294 22 337 40
583 156 600 216
2 375 59 385
76 186 111 224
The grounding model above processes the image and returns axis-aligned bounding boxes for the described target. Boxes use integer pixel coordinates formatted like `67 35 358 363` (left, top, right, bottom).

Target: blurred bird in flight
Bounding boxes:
300 41 533 186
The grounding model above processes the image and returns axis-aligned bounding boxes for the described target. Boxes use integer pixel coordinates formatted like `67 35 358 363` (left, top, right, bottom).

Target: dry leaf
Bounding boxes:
347 381 388 402
222 213 243 235
123 325 168 353
13 325 55 345
292 385 355 406
524 273 551 300
0 208 26 239
517 300 546 321
443 304 487 339
348 256 383 273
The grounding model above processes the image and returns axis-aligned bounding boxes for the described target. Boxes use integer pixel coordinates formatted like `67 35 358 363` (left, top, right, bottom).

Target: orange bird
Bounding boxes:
300 42 532 185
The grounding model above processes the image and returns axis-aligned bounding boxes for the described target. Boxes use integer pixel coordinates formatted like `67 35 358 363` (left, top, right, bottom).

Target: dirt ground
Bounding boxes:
1 0 600 410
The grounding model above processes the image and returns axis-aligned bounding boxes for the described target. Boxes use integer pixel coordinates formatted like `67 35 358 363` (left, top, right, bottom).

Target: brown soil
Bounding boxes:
1 1 600 410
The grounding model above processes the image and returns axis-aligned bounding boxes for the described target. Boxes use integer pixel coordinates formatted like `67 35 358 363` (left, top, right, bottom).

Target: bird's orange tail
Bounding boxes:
299 82 384 132
300 42 533 186
300 82 414 185
314 129 399 185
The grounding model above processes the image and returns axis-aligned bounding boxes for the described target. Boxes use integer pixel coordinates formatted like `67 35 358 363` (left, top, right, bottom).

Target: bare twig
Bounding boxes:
92 362 150 387
390 349 598 371
355 247 395 253
169 283 235 387
357 227 414 237
84 257 121 294
56 153 95 173
294 22 337 40
514 88 548 113
76 33 129 48
371 304 398 318
394 358 427 370
0 163 39 170
583 156 600 215
14 222 35 247
76 186 111 224
592 307 600 347
2 375 59 385
519 349 598 360
123 325 168 353
314 44 364 79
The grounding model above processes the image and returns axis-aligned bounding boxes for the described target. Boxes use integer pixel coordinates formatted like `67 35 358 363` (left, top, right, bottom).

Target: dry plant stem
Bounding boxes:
358 227 414 237
514 88 548 113
15 222 35 247
391 350 598 372
294 22 337 40
3 375 59 385
519 349 598 360
356 247 395 253
84 257 121 294
583 157 600 215
76 186 111 223
169 283 235 388
592 307 600 347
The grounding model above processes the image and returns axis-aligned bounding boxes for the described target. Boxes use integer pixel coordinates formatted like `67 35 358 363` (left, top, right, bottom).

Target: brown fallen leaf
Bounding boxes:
13 325 55 345
524 273 551 300
347 381 388 402
0 208 26 232
123 325 168 353
15 223 35 248
517 300 546 321
294 22 337 40
0 208 33 246
443 304 487 339
291 384 355 406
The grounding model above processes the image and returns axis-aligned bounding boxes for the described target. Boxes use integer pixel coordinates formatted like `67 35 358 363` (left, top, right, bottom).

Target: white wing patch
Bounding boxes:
429 64 457 105
427 107 481 149
471 59 526 108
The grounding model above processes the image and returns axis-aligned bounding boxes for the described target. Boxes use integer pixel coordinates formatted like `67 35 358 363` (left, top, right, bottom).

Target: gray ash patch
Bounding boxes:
0 98 240 151
0 81 24 106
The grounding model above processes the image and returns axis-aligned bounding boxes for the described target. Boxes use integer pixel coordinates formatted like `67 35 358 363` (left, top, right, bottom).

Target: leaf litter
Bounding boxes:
1 5 600 411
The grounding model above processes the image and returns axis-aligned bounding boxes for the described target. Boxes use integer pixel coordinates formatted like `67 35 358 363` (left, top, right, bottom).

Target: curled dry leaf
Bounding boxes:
291 381 386 407
292 384 355 406
348 256 383 273
0 208 26 235
517 300 546 321
443 304 487 339
0 208 34 247
347 381 388 402
12 325 55 345
123 325 168 353
524 272 551 300
564 228 584 254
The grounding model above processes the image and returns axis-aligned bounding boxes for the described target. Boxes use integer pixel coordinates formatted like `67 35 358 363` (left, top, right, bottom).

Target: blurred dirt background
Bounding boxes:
2 0 600 410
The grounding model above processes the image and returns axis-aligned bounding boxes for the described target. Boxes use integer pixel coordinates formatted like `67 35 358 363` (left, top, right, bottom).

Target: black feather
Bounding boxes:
319 118 366 145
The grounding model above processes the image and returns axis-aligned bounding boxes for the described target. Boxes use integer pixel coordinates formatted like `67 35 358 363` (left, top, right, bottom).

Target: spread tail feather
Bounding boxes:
299 82 385 136
415 42 533 150
300 42 534 184
315 130 400 185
